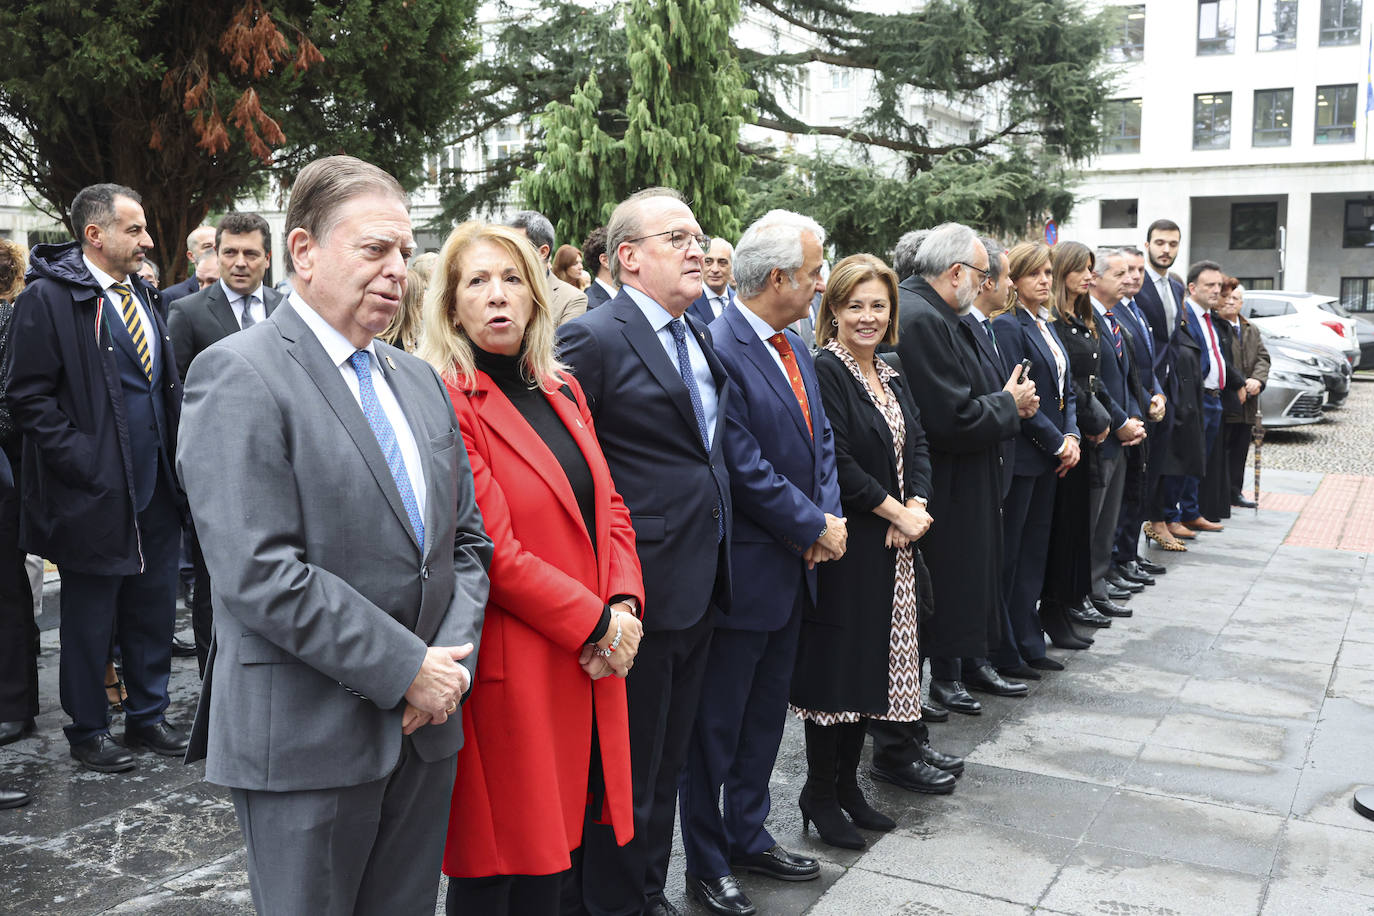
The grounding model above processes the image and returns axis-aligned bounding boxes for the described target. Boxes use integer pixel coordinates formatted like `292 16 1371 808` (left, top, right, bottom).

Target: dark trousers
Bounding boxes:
580 610 713 915
448 872 564 916
1144 412 1172 520
1224 422 1253 500
189 527 213 676
1178 394 1223 521
0 448 37 723
1113 449 1148 565
867 718 931 771
930 657 961 681
1089 449 1127 600
680 599 803 880
1000 472 1057 664
58 478 179 744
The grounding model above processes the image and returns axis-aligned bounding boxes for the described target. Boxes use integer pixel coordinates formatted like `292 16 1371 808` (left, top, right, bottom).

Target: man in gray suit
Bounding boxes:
177 156 492 915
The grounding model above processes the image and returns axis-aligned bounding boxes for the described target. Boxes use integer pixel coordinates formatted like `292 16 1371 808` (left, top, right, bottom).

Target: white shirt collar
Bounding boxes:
289 290 377 368
1145 262 1166 285
970 307 991 325
736 298 781 341
82 255 129 293
594 276 617 297
622 283 678 332
703 283 730 302
220 279 264 303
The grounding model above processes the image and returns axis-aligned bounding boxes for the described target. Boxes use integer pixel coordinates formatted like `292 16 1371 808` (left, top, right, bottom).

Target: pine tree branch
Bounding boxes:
743 0 863 43
753 115 1026 156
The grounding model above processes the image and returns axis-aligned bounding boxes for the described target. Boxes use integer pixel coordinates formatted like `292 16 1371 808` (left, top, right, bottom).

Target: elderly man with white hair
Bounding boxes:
679 209 844 916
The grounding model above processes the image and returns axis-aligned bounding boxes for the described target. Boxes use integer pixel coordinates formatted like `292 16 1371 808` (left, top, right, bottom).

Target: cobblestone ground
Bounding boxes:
1260 374 1374 475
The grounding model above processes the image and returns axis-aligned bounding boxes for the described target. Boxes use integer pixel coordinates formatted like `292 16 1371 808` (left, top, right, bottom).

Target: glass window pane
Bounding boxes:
1230 203 1278 249
1315 84 1357 143
1101 199 1139 228
1199 0 1237 53
1109 5 1147 61
1252 88 1293 146
1103 98 1142 153
1345 199 1374 248
1258 0 1299 50
1194 92 1232 149
1320 0 1363 44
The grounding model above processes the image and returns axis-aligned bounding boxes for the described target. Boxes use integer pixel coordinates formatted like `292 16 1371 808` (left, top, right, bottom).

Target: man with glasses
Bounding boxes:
558 188 734 916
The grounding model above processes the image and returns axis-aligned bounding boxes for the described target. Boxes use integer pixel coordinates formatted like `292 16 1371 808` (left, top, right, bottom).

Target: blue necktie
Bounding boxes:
667 319 723 541
349 351 424 551
1127 299 1154 360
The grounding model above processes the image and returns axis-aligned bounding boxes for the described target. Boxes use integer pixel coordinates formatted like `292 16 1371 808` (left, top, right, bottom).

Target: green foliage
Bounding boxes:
0 0 478 280
520 0 754 246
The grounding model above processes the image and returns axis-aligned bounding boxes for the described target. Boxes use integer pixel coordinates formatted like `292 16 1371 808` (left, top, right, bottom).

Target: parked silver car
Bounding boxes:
1258 352 1326 428
1259 331 1352 407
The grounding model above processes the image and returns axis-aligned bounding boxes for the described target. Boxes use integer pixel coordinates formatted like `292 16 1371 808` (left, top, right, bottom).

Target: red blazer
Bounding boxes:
442 368 643 878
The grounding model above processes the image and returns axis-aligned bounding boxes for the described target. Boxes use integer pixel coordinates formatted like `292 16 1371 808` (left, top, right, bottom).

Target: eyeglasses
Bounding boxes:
958 261 991 283
625 229 712 253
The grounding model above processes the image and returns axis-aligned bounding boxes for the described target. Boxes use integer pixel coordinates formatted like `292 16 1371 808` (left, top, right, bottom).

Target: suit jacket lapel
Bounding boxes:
1017 309 1057 378
728 308 812 444
263 287 282 316
273 306 419 554
205 284 240 338
616 300 706 452
374 348 431 556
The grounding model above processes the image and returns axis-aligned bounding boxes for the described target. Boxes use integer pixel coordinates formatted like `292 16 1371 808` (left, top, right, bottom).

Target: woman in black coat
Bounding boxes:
991 243 1081 666
790 255 936 850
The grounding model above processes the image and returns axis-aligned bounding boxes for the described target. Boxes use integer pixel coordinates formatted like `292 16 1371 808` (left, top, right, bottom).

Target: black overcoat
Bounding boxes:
791 349 931 715
1161 312 1206 477
894 277 1018 658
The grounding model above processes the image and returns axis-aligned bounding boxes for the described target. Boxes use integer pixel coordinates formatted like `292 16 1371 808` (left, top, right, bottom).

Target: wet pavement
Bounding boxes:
3 459 1373 913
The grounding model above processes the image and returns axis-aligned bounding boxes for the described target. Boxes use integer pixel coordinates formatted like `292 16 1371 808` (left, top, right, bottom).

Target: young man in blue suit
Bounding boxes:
680 211 844 916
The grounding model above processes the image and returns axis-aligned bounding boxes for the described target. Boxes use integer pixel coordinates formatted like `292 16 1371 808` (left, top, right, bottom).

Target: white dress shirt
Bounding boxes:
1032 306 1067 398
736 299 793 382
594 277 617 300
1187 298 1223 390
288 292 427 522
623 284 719 448
1145 262 1179 334
702 284 732 319
221 279 267 327
84 255 158 374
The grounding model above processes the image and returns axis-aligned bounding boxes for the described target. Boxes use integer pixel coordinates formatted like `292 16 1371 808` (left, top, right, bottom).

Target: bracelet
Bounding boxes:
596 613 623 658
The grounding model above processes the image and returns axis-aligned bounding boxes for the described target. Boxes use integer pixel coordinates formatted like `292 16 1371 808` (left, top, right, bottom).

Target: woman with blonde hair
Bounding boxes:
379 267 426 352
990 242 1083 663
418 222 644 915
789 253 960 849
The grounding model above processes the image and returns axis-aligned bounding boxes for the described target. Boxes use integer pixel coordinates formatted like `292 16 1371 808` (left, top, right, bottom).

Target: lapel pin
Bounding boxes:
385 355 396 370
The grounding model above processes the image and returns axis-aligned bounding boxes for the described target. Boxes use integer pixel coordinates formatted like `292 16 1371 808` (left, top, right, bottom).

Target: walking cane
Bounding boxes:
1251 423 1263 514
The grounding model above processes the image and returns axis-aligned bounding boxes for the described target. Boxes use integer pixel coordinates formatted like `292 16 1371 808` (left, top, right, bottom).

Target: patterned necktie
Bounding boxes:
767 332 813 439
667 319 723 540
348 351 424 551
982 319 1001 360
238 296 256 329
1104 308 1123 357
1203 313 1225 382
111 283 152 379
1158 277 1176 332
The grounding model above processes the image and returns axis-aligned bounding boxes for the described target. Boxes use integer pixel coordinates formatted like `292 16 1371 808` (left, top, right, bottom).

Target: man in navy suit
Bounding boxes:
679 211 843 916
1087 250 1146 618
582 226 617 309
687 237 736 326
558 188 734 916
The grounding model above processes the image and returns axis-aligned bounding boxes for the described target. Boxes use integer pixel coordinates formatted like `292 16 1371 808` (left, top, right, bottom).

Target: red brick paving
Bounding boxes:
1282 473 1374 551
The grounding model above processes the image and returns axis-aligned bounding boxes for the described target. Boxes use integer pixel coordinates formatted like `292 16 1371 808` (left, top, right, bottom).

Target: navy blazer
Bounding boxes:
1115 298 1162 399
1094 305 1140 461
709 304 840 632
1134 272 1184 382
962 311 1016 495
585 281 613 310
557 290 734 631
687 287 734 328
992 308 1078 477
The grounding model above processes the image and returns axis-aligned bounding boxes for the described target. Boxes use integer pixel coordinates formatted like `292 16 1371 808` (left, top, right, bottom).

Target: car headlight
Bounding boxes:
1268 370 1317 386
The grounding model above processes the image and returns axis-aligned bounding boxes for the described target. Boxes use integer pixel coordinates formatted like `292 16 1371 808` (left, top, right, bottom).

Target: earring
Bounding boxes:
830 318 838 327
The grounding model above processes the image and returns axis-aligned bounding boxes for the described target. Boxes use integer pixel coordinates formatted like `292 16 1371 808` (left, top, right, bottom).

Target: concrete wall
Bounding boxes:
1189 194 1287 285
1308 193 1374 297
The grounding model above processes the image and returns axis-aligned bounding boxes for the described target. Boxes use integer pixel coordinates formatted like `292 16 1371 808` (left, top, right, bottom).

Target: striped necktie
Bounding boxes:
111 283 152 379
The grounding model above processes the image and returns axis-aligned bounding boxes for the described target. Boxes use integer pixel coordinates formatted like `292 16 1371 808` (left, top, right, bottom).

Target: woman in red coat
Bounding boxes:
419 222 644 915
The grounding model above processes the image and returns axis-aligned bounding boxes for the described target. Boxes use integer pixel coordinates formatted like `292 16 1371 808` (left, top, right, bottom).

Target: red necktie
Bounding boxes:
767 332 813 439
1203 312 1224 381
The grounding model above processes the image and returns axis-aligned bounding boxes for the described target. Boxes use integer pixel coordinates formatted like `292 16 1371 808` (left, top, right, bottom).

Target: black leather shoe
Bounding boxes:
687 875 756 915
0 787 30 809
929 680 981 715
920 701 948 722
1068 602 1111 628
998 664 1042 681
917 740 965 776
731 844 819 882
1091 597 1133 618
171 635 197 658
0 719 35 746
124 721 189 757
644 897 681 916
1027 656 1065 671
70 734 136 773
964 665 1029 697
870 760 957 794
1134 557 1166 576
1232 495 1257 509
1105 572 1144 593
1114 563 1154 586
1105 583 1134 600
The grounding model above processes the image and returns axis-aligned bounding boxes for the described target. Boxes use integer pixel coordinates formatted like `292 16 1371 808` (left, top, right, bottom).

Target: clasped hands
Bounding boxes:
803 513 848 569
402 642 474 735
1115 416 1147 447
885 502 932 550
578 602 644 682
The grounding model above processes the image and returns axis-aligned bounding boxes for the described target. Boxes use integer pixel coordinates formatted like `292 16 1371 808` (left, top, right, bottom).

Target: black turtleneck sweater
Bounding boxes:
472 347 611 643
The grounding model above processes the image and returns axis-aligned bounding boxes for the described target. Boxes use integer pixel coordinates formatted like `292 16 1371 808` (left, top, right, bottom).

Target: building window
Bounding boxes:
1193 92 1232 149
1257 0 1299 49
1237 277 1277 290
1252 88 1293 146
1342 278 1374 311
1345 198 1374 247
1230 202 1278 249
1315 84 1357 143
1319 0 1362 44
1108 5 1146 61
829 67 852 90
1102 98 1142 153
1100 199 1139 229
1198 0 1237 54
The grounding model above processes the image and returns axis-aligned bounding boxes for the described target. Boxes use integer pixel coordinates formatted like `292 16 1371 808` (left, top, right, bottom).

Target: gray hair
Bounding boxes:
506 210 556 260
1121 245 1144 258
606 187 686 285
71 183 140 246
1094 247 1128 274
980 237 1006 284
892 230 929 281
913 223 980 280
732 209 827 300
285 155 408 245
194 249 218 269
141 259 160 281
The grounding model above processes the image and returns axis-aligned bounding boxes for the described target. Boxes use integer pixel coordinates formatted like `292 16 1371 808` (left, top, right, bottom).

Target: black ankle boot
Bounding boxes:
834 722 895 832
1040 599 1091 650
800 722 865 849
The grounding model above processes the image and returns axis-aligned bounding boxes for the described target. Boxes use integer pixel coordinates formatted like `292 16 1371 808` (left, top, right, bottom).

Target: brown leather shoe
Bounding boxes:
1166 522 1197 539
1185 516 1224 531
